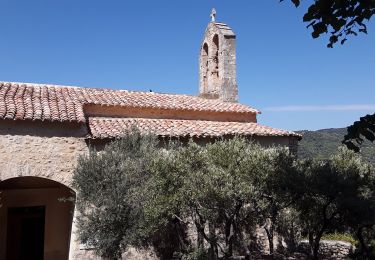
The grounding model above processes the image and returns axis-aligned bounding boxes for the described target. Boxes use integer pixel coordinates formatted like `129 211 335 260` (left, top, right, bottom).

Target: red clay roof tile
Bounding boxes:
0 82 259 123
88 117 301 139
0 81 301 139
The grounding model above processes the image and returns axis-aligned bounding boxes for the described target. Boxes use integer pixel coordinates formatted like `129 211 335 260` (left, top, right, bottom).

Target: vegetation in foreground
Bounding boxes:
73 130 375 260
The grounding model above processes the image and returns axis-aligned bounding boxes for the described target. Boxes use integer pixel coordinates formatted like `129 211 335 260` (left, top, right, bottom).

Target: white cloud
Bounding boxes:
263 104 375 112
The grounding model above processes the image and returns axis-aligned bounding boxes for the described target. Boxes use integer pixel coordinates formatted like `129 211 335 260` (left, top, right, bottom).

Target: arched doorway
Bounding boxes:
0 177 76 260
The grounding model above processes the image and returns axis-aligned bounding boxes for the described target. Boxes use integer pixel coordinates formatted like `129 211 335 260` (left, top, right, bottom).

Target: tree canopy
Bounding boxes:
72 130 159 258
73 130 375 259
294 147 375 259
145 138 279 259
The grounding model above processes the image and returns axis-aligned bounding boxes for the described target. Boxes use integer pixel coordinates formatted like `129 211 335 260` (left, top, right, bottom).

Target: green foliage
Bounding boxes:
297 128 375 163
72 129 159 259
251 147 300 256
149 220 189 260
144 137 299 258
145 138 263 258
73 129 375 259
276 208 302 252
321 232 357 245
281 0 375 47
293 147 373 259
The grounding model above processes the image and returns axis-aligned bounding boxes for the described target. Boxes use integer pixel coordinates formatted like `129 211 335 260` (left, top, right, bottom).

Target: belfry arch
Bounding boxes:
212 34 219 76
201 42 209 92
0 176 76 260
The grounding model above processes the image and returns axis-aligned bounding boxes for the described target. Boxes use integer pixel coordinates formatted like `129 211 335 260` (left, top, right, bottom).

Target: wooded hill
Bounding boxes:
297 128 375 163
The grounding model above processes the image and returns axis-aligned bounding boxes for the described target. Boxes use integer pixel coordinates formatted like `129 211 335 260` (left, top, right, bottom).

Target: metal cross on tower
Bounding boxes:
210 8 216 22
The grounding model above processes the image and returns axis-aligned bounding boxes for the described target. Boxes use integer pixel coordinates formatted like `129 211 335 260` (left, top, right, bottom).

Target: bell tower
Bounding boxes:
199 9 238 102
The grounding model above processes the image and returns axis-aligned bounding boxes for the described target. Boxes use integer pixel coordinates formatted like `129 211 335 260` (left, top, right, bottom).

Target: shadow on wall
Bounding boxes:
0 176 76 260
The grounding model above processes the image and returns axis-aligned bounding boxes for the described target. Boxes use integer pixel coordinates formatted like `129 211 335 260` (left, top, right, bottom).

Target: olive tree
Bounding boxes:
145 137 300 259
252 148 300 258
293 147 373 259
73 128 375 259
73 130 159 259
144 138 259 259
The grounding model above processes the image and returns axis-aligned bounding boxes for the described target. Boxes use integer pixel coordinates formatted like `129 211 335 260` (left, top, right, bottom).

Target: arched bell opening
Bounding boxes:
212 34 219 81
0 176 76 260
201 42 209 93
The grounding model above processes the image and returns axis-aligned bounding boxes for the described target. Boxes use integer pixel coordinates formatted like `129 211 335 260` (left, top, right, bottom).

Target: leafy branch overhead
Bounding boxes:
282 0 375 47
279 1 375 151
343 113 375 152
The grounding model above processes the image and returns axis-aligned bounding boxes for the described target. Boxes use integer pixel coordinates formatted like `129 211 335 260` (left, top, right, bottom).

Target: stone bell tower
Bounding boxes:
199 9 238 102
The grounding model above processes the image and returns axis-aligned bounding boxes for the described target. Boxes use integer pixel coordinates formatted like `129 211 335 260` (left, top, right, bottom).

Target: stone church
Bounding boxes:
0 13 300 260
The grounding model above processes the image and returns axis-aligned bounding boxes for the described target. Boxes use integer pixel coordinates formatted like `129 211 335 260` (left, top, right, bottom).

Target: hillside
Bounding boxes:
296 128 375 163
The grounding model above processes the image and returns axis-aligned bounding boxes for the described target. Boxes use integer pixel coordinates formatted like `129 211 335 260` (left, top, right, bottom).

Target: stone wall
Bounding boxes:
0 120 88 187
298 240 355 259
0 120 89 259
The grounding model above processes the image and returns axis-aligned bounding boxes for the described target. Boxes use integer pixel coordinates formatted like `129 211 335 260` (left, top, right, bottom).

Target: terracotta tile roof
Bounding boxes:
0 82 259 123
0 81 301 139
88 117 301 139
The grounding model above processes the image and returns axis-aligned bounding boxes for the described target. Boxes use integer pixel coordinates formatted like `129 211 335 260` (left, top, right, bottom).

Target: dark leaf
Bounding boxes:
295 0 374 46
361 129 375 142
329 35 338 44
306 21 316 28
342 141 360 153
291 0 300 7
280 0 300 7
312 22 328 38
343 113 375 151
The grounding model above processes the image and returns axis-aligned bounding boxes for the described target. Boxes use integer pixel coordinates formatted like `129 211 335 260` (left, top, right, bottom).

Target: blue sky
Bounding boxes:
0 0 374 131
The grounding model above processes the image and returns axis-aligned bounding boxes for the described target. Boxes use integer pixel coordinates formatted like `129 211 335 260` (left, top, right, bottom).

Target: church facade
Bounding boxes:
0 16 300 260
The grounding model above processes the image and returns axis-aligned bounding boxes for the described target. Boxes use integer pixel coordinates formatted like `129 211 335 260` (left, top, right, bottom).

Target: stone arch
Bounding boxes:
0 176 76 260
212 34 219 80
0 167 75 191
0 176 76 194
201 42 209 92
